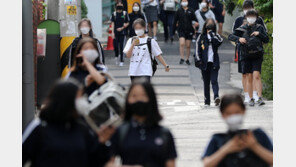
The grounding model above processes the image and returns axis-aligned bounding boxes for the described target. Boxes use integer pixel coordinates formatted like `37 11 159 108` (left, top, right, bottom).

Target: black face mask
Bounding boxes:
206 24 215 30
116 6 123 10
126 101 151 116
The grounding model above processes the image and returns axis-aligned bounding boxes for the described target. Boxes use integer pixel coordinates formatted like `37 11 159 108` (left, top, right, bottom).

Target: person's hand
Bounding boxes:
194 22 199 28
77 53 90 67
149 0 154 3
195 60 202 68
241 131 259 151
251 31 259 36
223 135 247 154
97 125 116 144
209 3 215 9
239 38 247 44
116 27 123 32
165 65 170 72
85 74 94 87
131 37 139 46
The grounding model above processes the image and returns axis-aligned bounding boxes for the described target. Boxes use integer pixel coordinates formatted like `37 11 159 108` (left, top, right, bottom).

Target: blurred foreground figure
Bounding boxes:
22 79 114 167
106 79 177 167
202 94 273 167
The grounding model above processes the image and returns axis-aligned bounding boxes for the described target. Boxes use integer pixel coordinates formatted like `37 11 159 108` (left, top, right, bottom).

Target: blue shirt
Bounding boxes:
202 128 273 167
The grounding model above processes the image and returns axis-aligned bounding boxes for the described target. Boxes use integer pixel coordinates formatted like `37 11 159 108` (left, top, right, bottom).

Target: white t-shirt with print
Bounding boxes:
123 36 162 76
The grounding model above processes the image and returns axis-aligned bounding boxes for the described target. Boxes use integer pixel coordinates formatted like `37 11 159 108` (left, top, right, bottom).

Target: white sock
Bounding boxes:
253 91 259 101
244 92 250 101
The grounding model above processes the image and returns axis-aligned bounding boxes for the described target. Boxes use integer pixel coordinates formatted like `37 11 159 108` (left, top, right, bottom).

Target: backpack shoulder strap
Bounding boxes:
147 37 152 59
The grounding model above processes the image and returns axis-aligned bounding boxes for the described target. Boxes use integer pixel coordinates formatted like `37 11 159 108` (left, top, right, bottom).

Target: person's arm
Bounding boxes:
228 30 244 44
156 55 170 72
166 159 175 167
172 10 179 33
203 135 246 167
124 39 135 58
80 54 106 85
210 31 223 47
197 35 203 60
111 22 115 39
257 26 269 43
242 130 273 166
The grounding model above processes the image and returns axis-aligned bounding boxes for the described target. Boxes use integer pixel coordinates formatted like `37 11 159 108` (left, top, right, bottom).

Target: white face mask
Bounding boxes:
225 114 244 131
75 96 90 115
247 17 256 24
133 6 140 12
135 29 145 36
80 27 90 35
201 2 207 9
181 2 188 7
82 49 99 63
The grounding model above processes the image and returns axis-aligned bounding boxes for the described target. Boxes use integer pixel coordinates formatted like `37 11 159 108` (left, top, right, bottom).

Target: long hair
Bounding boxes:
39 79 82 125
124 80 162 127
202 18 217 35
132 2 142 13
78 18 94 37
72 37 102 71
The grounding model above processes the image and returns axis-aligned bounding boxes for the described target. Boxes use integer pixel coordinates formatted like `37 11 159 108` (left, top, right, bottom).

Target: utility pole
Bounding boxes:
22 0 35 129
59 0 81 77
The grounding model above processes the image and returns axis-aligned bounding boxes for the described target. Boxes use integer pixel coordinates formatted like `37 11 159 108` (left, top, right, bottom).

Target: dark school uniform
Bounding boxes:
232 16 266 73
173 7 198 40
110 120 177 167
210 0 225 23
111 11 129 61
202 128 273 167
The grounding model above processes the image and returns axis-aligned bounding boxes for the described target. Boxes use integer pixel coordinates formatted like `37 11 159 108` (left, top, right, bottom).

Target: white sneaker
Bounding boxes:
244 98 250 104
115 57 119 65
119 62 124 66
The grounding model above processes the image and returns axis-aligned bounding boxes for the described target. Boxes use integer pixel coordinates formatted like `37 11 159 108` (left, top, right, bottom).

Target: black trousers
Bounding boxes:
130 76 151 83
113 34 125 62
201 63 219 105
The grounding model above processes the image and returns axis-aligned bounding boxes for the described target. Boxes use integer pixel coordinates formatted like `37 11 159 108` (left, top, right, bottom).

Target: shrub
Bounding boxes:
261 22 273 100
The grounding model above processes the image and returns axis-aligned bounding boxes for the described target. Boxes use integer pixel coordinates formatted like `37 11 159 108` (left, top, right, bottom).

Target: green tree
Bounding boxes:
81 0 88 19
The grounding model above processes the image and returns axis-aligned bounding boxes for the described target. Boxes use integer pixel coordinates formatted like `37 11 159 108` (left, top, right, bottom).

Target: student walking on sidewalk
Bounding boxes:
111 1 129 66
124 19 170 82
173 0 199 65
228 9 269 106
195 18 223 106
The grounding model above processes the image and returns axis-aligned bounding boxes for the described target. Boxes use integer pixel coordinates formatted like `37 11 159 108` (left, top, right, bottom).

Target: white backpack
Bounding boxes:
87 73 126 126
163 0 176 11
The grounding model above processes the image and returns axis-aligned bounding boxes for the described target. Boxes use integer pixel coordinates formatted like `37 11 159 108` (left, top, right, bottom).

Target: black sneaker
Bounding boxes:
170 38 174 43
185 60 191 65
257 97 265 106
214 97 220 106
164 38 168 43
249 98 255 107
179 59 185 64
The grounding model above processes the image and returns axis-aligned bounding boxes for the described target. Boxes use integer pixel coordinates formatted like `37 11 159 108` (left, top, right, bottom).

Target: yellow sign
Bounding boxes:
67 5 77 15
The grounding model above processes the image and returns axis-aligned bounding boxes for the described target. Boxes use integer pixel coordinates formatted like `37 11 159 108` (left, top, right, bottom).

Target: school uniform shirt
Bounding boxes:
207 34 214 62
173 7 198 34
123 36 162 76
195 9 216 33
22 118 110 167
110 11 129 35
110 120 177 167
202 128 273 167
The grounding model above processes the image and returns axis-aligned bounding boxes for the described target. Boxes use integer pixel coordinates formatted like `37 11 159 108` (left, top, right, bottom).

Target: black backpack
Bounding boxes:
239 25 264 59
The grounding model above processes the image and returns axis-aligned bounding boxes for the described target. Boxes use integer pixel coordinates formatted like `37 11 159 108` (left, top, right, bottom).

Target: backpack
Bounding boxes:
86 73 126 126
163 0 176 11
147 37 158 76
238 25 264 59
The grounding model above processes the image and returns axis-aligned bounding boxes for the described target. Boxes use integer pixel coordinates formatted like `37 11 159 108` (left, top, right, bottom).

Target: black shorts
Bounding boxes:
213 10 224 23
178 31 193 40
241 58 263 74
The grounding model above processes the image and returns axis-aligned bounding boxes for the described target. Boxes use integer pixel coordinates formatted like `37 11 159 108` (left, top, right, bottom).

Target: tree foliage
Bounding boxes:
81 0 88 19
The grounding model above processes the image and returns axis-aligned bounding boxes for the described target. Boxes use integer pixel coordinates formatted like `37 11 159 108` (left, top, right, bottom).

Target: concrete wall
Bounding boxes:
84 0 103 38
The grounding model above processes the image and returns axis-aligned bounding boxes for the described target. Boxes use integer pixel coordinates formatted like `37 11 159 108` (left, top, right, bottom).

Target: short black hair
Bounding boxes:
124 80 162 127
39 79 82 125
246 9 258 17
243 0 254 9
220 94 246 113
